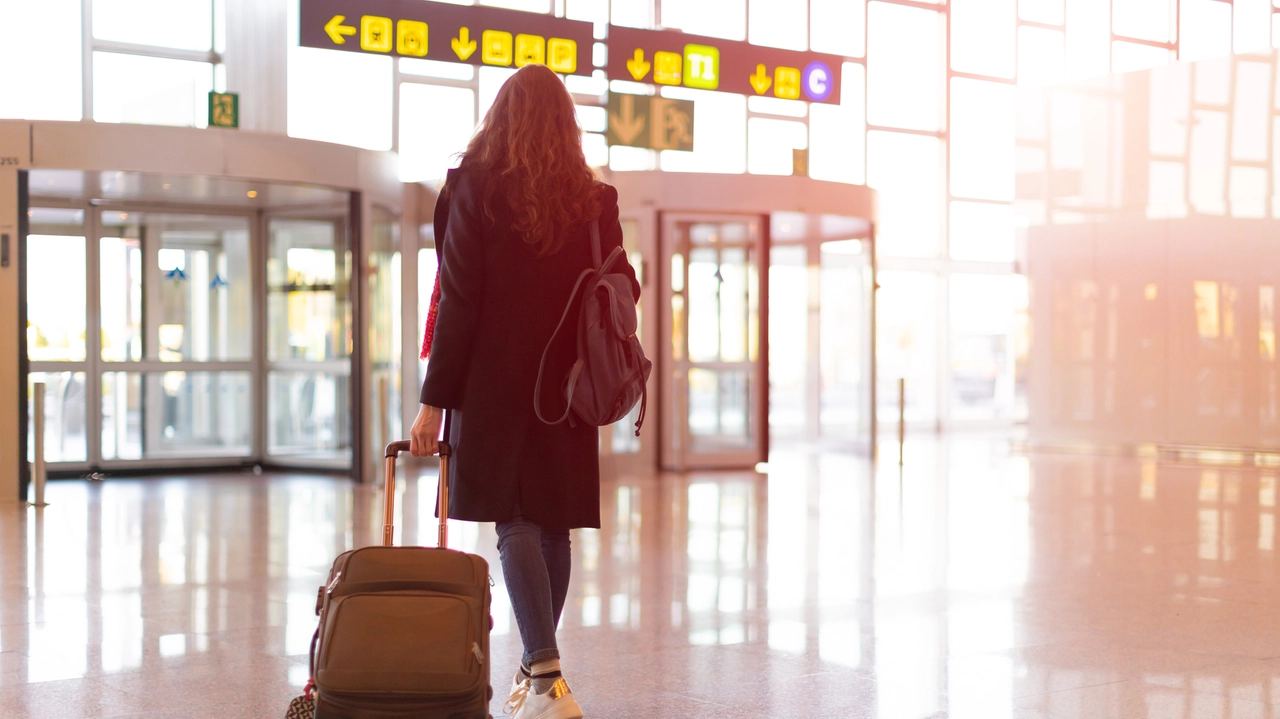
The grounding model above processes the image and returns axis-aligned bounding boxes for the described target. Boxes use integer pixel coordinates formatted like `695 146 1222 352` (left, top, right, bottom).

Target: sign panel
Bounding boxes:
300 0 595 76
208 92 239 129
607 26 843 105
605 93 695 151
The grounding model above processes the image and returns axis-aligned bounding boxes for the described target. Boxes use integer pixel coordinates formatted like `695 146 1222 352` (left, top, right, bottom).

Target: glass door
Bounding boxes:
661 213 768 470
265 215 353 467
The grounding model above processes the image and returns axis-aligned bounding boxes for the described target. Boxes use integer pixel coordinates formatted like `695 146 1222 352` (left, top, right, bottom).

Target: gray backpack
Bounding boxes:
534 220 651 434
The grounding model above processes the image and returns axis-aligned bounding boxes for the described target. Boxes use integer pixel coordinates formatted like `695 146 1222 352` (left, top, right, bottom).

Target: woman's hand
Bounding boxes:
410 404 444 457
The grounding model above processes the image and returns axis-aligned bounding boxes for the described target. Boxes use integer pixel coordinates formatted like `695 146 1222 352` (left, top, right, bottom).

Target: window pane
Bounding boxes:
287 48 392 151
399 84 475 183
268 371 351 460
1234 61 1272 162
0 0 82 120
101 371 252 459
28 233 87 362
749 0 807 50
1189 109 1228 215
1111 41 1174 75
950 274 1026 420
810 63 865 185
567 0 609 23
951 0 1015 79
877 271 937 423
1112 0 1174 42
950 78 1015 201
747 118 807 175
29 372 87 463
479 66 518 121
950 201 1015 262
662 0 746 40
867 3 944 131
481 0 551 10
93 53 212 127
1180 0 1232 63
1019 0 1063 24
868 131 941 257
811 0 864 57
1064 0 1109 81
268 220 351 361
659 87 746 173
1018 27 1065 87
94 0 213 51
1235 0 1272 54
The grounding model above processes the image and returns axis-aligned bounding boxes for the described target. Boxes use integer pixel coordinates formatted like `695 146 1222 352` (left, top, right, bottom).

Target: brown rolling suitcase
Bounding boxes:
306 437 493 719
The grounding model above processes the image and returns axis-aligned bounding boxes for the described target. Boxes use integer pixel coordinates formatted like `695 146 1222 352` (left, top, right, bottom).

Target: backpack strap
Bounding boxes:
590 219 602 268
534 268 595 425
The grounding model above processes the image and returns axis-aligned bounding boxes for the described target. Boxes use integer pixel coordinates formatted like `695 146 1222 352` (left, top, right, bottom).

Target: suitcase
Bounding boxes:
308 437 493 719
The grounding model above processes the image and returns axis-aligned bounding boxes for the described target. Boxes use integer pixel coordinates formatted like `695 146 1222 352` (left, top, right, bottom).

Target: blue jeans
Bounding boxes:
496 512 571 667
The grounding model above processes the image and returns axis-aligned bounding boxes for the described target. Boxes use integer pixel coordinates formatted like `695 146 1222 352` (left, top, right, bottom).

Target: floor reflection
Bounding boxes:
7 438 1280 717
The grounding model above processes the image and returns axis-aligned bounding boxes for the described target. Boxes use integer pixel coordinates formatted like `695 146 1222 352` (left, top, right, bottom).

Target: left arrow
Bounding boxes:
325 15 357 45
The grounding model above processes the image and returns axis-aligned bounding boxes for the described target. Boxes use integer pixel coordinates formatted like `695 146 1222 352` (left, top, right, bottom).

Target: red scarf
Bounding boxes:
420 271 442 359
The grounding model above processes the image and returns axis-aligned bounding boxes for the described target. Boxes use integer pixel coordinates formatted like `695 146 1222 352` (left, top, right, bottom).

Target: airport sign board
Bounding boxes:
605 26 844 105
606 93 695 151
299 0 595 76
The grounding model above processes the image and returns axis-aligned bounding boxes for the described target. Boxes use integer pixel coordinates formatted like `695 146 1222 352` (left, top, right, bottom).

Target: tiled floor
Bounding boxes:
5 437 1280 717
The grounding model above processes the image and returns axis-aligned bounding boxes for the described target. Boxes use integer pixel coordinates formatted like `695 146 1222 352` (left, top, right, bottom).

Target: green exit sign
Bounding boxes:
208 92 239 129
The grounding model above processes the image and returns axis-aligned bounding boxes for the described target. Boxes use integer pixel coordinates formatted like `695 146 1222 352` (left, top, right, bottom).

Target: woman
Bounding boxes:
409 64 640 719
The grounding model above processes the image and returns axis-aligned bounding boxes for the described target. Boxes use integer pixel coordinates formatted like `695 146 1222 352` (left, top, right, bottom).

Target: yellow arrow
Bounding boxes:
749 64 772 95
609 95 646 145
626 49 651 81
452 27 477 60
324 15 357 45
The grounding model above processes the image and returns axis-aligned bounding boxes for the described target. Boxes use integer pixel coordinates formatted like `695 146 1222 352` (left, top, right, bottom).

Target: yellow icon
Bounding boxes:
515 34 545 67
324 15 356 45
360 15 393 53
682 44 719 90
654 50 682 85
548 38 577 74
397 19 428 57
774 65 800 99
453 27 477 60
482 30 513 65
625 49 650 80
749 64 772 94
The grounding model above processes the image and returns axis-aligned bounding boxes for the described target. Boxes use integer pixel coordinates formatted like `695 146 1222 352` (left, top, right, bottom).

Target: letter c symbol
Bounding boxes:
802 61 834 102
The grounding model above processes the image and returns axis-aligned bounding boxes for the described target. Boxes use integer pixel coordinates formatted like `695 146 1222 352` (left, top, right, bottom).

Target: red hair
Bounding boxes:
452 64 600 257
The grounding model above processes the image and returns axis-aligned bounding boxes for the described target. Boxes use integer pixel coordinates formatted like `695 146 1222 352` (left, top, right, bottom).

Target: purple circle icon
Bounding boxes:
802 61 834 102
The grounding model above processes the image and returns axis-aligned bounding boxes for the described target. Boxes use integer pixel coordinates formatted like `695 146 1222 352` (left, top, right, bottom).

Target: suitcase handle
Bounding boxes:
382 437 453 549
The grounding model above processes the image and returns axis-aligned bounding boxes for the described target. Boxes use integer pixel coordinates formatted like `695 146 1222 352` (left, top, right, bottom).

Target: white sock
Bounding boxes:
529 659 563 694
529 658 561 677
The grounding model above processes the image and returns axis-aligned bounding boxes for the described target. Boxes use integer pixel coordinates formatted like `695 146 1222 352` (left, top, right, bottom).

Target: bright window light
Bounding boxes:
1230 166 1268 218
1234 0 1272 54
659 87 746 174
567 0 610 23
94 53 212 127
1112 0 1174 43
867 2 943 132
747 118 807 175
1189 109 1228 215
0 0 82 121
749 0 807 51
809 63 865 185
1111 41 1173 75
950 202 1015 263
867 131 942 258
951 0 1016 79
1149 63 1191 156
582 132 608 168
94 0 213 52
661 0 746 41
1064 0 1109 81
287 47 393 151
478 66 518 123
610 0 653 29
399 84 475 183
1019 0 1064 25
811 0 864 57
1180 0 1232 62
1017 27 1065 87
950 78 1015 202
1233 62 1271 161
481 0 552 11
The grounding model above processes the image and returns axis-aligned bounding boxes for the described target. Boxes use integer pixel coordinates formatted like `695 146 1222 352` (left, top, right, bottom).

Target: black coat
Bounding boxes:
420 167 640 529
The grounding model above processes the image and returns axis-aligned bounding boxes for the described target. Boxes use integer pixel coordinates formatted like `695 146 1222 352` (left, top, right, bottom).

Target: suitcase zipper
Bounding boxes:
471 642 484 666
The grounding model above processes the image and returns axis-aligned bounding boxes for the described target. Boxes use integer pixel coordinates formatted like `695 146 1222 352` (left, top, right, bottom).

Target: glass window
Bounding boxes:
749 0 807 51
1017 27 1065 87
819 241 868 439
867 3 944 131
29 372 87 463
267 370 350 459
1112 42 1174 75
478 66 518 121
93 53 213 127
268 220 350 362
583 133 608 167
1236 0 1272 54
951 0 1015 79
93 0 213 51
1180 0 1232 63
810 63 865 185
1019 0 1063 25
950 202 1015 263
662 0 746 40
399 84 476 183
1112 0 1175 42
0 0 82 121
867 131 942 258
28 232 87 362
101 371 252 460
1189 109 1228 215
566 0 609 23
877 271 937 423
747 118 807 176
610 0 654 29
768 245 807 439
1064 0 1109 81
1230 166 1268 218
658 87 747 174
287 48 393 151
481 0 551 10
950 78 1015 202
1149 62 1191 156
950 274 1026 420
1234 62 1272 162
811 0 864 57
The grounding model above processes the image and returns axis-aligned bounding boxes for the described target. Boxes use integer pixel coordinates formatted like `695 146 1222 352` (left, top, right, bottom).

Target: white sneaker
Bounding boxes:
503 674 583 719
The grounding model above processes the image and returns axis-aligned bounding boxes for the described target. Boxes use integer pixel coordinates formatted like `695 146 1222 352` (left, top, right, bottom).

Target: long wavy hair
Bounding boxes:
452 64 600 257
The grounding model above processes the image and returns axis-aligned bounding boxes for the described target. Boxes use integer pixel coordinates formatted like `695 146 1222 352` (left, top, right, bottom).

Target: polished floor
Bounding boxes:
4 438 1280 717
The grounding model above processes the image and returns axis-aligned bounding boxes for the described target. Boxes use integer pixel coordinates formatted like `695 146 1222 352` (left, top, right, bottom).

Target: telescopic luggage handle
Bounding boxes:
382 438 453 549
